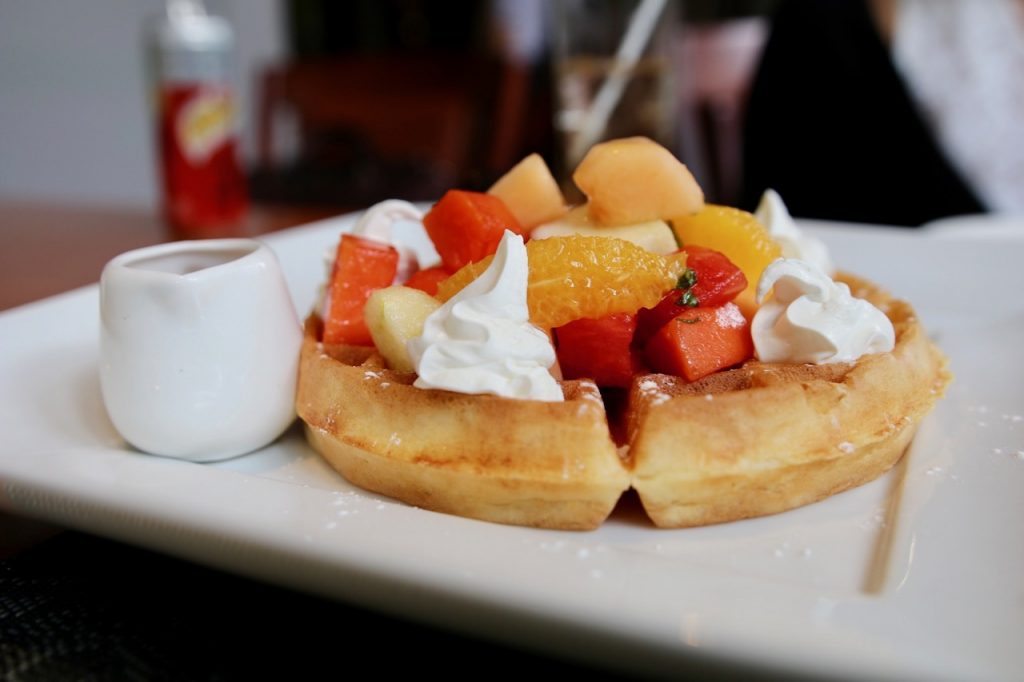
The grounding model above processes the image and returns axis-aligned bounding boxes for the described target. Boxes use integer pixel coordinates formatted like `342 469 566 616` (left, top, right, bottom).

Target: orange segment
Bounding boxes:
671 205 781 315
437 235 684 329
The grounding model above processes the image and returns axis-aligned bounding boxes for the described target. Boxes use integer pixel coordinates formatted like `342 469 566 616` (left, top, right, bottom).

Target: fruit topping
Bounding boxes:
555 313 646 388
323 234 399 346
488 153 569 231
402 265 452 296
363 285 441 373
671 205 782 315
573 136 705 226
635 245 748 346
423 189 523 272
531 205 677 255
436 234 685 330
643 303 753 382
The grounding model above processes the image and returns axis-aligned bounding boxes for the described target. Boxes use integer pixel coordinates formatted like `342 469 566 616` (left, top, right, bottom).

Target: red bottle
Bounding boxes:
151 0 247 238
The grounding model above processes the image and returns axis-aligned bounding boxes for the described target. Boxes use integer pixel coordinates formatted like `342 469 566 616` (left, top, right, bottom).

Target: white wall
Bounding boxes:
0 0 286 208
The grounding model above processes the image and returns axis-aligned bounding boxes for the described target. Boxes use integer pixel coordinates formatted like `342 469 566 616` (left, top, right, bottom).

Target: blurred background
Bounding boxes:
1 0 1019 235
0 0 777 218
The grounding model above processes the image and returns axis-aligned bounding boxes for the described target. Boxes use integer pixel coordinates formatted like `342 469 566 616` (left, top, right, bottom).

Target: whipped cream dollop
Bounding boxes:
351 199 423 283
755 189 834 275
352 199 422 242
752 258 894 364
407 231 563 402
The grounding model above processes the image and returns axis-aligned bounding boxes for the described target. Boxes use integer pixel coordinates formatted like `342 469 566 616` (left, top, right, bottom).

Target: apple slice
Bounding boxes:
532 205 677 255
573 137 704 226
488 153 569 231
364 286 440 373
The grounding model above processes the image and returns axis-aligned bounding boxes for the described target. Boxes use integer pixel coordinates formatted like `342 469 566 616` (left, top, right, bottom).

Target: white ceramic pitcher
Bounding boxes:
99 239 301 461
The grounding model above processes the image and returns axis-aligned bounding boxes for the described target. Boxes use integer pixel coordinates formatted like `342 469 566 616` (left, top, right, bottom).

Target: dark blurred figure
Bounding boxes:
740 0 987 226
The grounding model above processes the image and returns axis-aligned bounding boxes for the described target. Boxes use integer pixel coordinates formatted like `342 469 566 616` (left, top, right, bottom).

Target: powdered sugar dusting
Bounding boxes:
638 378 670 406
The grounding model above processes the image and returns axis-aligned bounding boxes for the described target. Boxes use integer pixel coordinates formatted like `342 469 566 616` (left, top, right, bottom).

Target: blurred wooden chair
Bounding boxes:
252 53 533 206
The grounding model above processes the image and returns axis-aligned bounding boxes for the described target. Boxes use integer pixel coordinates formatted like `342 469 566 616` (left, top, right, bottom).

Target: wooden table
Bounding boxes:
0 200 344 312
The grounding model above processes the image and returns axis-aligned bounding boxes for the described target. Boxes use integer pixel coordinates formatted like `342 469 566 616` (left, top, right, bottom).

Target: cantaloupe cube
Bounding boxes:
532 204 678 255
573 137 704 226
488 153 569 231
364 286 440 373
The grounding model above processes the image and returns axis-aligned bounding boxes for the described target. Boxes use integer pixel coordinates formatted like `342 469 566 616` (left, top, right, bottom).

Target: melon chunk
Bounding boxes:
532 205 677 255
488 153 569 231
364 286 440 373
573 137 704 226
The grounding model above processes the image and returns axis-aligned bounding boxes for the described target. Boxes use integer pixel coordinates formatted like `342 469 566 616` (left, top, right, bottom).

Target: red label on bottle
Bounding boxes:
158 84 247 238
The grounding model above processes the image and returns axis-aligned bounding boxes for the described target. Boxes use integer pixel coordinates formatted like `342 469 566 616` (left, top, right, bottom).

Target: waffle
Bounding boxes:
628 273 950 527
296 319 630 530
296 274 949 529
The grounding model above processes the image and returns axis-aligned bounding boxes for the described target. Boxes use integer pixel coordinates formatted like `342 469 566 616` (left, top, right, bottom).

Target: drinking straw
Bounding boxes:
568 0 669 164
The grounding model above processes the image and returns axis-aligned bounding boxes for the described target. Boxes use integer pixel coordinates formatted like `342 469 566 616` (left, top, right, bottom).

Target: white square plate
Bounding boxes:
1 216 1021 680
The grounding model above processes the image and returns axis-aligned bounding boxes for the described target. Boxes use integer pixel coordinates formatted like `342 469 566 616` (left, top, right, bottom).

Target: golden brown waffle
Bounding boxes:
296 320 630 530
295 274 950 530
628 273 950 527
